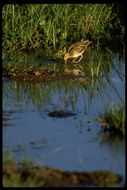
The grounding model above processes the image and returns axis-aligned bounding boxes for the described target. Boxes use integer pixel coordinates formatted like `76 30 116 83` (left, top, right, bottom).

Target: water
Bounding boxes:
3 51 125 183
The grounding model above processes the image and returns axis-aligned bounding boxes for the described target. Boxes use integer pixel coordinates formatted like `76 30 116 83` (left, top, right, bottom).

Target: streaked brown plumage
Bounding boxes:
64 40 92 63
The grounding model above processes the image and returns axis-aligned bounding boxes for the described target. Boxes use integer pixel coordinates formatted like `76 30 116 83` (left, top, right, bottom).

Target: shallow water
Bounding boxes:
3 51 125 183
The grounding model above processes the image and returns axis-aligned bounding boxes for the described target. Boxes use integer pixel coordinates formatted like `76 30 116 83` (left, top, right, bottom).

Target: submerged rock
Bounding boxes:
48 110 76 118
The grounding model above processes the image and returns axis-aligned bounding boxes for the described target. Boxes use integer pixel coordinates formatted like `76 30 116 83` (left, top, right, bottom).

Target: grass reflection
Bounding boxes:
3 49 125 137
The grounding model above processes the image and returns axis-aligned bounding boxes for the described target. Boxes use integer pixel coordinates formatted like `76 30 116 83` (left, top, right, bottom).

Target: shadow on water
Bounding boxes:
3 49 125 183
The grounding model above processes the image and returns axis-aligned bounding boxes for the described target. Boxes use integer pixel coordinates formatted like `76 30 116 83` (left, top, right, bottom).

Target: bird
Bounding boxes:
64 40 92 63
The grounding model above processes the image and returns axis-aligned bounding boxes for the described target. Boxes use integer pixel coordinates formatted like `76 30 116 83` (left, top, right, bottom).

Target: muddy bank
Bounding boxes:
3 160 122 187
3 66 90 83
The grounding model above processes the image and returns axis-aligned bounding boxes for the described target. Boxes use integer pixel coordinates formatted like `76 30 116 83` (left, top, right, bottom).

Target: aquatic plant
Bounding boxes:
98 103 125 136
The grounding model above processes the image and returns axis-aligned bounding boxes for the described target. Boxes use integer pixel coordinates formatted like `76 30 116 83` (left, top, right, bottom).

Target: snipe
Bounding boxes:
64 40 92 63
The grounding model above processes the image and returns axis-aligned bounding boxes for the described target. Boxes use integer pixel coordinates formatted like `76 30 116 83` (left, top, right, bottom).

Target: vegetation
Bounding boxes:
98 103 125 136
2 4 125 57
3 156 122 187
3 47 113 81
2 4 125 187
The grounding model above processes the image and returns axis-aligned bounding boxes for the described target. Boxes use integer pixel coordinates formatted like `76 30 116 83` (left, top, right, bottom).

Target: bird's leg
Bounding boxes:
77 55 83 62
72 57 78 63
72 55 82 63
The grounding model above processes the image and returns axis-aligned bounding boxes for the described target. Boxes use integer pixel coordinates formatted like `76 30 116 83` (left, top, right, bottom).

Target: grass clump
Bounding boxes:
2 4 125 56
98 103 125 136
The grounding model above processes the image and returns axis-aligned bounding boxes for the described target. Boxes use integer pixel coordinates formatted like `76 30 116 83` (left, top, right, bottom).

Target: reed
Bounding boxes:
2 4 124 55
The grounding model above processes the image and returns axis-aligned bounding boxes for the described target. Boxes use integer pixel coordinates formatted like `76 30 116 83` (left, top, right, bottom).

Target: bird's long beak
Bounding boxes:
89 41 93 44
85 41 93 49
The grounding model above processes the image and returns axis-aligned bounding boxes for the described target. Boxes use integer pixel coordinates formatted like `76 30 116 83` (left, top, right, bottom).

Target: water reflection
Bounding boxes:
3 50 125 182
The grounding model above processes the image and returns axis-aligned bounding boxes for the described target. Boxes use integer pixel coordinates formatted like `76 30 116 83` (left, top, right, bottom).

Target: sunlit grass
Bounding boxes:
2 4 124 56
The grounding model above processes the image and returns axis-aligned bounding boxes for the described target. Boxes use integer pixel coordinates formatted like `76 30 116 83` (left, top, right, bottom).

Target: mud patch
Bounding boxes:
3 66 90 83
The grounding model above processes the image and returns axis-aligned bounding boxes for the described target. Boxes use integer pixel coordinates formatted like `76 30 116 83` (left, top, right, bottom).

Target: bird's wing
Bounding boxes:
68 42 81 52
70 45 87 54
68 43 86 52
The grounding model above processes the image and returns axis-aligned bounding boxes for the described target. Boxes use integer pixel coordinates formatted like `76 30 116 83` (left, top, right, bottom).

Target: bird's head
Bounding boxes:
84 40 93 46
82 40 93 50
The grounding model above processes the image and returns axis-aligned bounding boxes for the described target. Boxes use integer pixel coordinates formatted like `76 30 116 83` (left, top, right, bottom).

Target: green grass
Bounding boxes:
98 104 125 136
2 4 125 57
